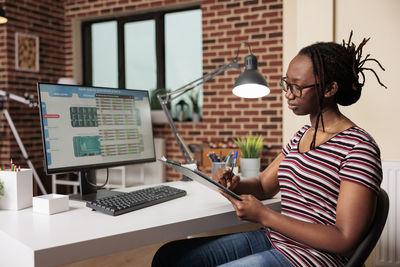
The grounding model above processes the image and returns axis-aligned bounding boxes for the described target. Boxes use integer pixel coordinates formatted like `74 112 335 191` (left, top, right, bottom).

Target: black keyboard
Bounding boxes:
86 185 187 216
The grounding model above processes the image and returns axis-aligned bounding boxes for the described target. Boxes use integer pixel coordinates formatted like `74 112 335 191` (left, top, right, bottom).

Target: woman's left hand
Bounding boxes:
219 190 268 224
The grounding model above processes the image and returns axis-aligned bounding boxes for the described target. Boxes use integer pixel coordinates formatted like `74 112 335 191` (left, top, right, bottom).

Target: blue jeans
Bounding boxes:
152 228 293 267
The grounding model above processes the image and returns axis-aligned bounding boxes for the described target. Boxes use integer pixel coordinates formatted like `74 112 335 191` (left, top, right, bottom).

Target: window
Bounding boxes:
91 21 118 88
82 7 202 121
124 20 157 90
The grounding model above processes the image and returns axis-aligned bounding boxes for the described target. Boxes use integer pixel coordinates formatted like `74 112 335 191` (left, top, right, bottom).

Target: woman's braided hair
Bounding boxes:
298 31 386 149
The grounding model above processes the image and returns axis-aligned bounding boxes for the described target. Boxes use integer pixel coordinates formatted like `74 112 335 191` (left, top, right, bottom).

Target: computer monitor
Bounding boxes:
37 83 156 201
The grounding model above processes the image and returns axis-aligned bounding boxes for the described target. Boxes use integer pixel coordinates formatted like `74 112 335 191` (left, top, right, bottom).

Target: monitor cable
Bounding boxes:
84 168 109 189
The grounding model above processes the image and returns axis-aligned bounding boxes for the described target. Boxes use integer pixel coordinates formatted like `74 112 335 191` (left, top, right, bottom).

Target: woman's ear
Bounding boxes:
324 82 338 98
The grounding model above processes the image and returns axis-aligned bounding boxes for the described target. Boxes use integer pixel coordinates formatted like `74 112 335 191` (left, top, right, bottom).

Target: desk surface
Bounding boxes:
0 181 281 267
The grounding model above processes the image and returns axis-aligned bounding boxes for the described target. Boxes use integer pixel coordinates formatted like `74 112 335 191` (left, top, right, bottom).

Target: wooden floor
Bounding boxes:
61 242 163 267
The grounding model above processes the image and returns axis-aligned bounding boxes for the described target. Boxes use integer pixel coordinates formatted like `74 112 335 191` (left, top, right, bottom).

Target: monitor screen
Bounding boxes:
37 83 156 175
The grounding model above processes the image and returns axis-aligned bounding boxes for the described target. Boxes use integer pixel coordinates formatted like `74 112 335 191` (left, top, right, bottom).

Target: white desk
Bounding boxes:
0 181 281 267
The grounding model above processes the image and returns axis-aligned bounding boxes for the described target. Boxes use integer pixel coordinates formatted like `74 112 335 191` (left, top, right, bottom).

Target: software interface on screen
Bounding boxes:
38 83 155 174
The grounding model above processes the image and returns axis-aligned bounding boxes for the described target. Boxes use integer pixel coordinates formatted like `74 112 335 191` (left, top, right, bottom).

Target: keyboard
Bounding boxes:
86 185 187 216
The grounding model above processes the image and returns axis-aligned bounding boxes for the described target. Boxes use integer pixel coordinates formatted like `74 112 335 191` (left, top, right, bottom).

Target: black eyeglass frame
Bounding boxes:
280 77 319 97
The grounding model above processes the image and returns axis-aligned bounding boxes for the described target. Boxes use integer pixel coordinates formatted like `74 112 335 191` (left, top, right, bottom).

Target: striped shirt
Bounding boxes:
268 125 382 267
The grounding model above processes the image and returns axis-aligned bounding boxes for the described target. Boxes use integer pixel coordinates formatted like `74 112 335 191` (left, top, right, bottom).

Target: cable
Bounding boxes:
83 168 109 189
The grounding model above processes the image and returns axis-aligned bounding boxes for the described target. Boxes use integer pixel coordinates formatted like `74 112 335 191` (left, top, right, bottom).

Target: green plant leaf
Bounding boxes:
150 88 171 110
189 90 200 113
234 135 264 158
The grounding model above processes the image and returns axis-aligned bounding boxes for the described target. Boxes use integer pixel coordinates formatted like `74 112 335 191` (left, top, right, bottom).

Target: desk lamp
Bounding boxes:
158 42 270 164
0 6 7 24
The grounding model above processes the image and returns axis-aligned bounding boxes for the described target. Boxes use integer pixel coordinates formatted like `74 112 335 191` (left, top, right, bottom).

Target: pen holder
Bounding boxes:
0 169 33 210
211 162 226 176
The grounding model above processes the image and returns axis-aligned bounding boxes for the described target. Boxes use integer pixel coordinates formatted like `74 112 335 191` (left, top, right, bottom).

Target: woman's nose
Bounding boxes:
284 89 295 100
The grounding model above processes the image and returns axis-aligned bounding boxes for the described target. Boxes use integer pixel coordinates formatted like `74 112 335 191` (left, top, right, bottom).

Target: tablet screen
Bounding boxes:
160 159 243 201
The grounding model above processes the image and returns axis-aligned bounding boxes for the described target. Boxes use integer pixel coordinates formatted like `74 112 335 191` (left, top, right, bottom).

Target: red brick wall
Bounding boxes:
0 0 283 190
151 1 284 179
0 0 66 194
64 0 283 180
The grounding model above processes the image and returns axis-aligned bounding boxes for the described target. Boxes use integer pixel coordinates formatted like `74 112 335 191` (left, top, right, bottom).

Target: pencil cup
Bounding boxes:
211 162 226 176
0 169 33 210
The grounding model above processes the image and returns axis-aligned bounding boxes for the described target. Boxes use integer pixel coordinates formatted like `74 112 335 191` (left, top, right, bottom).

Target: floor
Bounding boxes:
60 242 163 267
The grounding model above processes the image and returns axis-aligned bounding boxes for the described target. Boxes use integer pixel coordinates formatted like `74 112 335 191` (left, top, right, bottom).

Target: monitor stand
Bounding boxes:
69 169 123 202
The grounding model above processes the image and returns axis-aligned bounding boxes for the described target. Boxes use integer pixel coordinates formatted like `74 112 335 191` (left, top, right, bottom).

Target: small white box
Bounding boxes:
33 194 69 215
0 169 33 210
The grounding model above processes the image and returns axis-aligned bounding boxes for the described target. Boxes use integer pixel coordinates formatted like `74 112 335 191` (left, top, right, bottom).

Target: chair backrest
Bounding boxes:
346 188 389 267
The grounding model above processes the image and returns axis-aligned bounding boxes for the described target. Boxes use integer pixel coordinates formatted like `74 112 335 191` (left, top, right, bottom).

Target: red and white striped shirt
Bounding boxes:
269 125 382 267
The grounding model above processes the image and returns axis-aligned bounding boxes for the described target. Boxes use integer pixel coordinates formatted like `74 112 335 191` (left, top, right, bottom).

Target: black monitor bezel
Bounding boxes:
37 82 156 176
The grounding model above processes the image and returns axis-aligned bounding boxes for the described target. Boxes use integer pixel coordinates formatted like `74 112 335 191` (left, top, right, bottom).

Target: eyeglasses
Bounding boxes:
280 77 318 97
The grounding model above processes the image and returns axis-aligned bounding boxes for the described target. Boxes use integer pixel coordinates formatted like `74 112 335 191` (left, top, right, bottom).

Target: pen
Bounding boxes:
207 153 213 162
224 154 232 167
224 150 233 163
230 150 238 176
208 152 219 162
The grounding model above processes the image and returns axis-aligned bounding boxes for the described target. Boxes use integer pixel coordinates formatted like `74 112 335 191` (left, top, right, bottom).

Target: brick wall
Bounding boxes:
152 1 283 179
179 0 284 178
64 0 283 180
0 0 65 194
0 0 283 190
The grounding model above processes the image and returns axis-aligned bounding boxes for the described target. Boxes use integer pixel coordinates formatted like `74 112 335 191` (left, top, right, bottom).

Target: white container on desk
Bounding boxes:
33 194 69 215
0 168 33 210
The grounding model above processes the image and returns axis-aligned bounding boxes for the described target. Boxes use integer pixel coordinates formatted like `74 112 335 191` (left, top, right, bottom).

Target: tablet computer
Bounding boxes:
159 159 243 201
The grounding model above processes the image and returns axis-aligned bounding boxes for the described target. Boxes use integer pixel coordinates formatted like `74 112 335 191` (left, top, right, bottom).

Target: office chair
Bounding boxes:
346 188 389 267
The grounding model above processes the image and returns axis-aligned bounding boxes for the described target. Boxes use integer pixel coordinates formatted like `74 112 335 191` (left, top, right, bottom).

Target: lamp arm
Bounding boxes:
165 59 240 102
157 59 240 164
0 89 37 107
157 93 195 163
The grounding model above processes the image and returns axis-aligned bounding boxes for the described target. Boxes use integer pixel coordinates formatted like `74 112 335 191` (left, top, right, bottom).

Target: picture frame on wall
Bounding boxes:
15 32 39 72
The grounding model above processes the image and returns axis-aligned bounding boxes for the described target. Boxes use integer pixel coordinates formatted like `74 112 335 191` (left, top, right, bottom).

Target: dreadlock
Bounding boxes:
298 31 386 149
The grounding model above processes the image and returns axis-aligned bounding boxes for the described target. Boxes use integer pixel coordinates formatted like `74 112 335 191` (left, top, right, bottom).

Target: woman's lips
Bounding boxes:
288 102 296 110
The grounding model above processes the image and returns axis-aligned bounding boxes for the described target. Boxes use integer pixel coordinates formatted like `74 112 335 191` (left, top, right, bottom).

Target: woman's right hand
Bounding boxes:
212 167 240 190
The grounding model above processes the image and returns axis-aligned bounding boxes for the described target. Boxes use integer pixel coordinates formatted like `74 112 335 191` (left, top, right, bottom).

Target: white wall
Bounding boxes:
283 0 399 161
282 0 334 146
335 0 400 161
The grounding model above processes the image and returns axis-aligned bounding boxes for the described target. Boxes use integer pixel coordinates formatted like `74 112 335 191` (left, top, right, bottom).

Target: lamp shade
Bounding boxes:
232 54 270 98
0 6 7 24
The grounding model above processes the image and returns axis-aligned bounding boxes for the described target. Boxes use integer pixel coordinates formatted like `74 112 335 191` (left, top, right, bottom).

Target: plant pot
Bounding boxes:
151 110 168 124
192 112 201 123
240 158 260 178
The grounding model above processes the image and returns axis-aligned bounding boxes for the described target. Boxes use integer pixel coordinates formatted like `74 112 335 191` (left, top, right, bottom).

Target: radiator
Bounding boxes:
375 161 400 266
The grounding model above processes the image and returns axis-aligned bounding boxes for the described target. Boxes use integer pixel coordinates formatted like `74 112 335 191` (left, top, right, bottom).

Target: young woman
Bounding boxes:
152 33 386 267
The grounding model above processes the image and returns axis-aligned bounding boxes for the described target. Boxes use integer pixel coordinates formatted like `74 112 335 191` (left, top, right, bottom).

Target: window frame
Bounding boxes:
81 5 201 90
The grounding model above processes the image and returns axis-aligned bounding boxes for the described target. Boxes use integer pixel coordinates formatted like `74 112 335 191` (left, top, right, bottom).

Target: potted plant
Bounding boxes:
150 88 170 123
234 135 264 177
189 90 201 122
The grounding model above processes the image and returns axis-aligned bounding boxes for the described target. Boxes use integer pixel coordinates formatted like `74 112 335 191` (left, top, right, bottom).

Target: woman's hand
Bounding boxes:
212 167 240 190
219 190 268 224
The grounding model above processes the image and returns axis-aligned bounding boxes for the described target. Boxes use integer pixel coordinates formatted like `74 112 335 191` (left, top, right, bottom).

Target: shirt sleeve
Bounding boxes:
339 140 382 194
